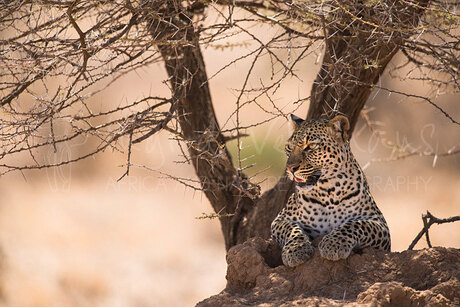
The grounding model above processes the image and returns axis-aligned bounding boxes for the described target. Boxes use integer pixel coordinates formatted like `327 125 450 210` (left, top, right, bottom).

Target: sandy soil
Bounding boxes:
0 178 226 307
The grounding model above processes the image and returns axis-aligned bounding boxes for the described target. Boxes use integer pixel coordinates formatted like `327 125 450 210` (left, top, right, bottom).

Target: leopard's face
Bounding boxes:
285 115 350 187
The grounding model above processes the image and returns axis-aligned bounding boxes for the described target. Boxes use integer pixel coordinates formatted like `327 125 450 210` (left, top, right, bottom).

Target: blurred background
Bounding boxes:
1 13 460 307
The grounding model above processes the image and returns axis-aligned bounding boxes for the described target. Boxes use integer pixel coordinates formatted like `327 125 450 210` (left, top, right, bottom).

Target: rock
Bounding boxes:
197 237 460 306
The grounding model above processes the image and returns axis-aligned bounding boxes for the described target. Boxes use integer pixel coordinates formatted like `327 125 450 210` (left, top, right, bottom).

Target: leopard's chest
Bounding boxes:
295 195 360 239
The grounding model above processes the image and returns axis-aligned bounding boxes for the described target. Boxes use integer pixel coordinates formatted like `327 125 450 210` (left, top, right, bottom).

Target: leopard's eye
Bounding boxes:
304 141 319 152
285 144 292 153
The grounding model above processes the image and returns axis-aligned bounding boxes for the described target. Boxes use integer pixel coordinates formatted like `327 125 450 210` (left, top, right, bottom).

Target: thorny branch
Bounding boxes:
408 211 460 250
1 0 458 176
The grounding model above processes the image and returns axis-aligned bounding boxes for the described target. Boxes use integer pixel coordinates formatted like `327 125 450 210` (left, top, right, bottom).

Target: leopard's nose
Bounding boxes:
287 165 299 173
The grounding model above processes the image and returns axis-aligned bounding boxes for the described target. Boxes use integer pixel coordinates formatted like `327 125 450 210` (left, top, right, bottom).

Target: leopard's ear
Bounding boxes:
290 114 304 130
327 115 350 144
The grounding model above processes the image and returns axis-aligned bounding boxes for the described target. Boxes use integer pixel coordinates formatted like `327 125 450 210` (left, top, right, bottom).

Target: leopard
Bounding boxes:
271 114 391 267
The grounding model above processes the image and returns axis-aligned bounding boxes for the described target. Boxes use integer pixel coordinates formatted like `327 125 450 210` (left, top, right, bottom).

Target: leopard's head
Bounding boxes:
285 114 350 187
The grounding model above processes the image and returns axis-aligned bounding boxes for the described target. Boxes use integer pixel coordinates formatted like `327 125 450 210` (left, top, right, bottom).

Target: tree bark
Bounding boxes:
307 29 398 133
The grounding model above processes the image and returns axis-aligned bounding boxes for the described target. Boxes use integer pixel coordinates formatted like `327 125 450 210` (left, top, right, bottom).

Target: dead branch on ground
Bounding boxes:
408 211 460 250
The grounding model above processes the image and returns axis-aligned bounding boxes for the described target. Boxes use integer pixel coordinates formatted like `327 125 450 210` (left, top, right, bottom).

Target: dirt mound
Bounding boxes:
198 237 460 306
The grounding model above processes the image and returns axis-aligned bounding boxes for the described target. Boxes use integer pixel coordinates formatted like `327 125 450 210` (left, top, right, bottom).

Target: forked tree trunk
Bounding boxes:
149 1 428 251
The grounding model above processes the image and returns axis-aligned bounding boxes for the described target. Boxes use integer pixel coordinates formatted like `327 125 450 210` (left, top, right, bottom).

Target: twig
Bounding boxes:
117 132 133 182
132 102 175 144
195 207 235 220
66 0 90 95
223 133 249 142
408 211 460 250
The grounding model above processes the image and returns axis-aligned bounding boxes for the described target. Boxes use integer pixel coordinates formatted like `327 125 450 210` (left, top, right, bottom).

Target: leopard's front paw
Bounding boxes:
282 240 314 267
318 234 354 261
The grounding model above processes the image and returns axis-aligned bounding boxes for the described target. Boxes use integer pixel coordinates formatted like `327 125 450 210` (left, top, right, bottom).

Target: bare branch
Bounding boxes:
408 211 460 250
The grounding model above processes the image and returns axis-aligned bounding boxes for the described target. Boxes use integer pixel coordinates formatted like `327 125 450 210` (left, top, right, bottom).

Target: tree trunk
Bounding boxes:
158 39 259 250
149 1 428 251
147 5 259 250
307 28 400 133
